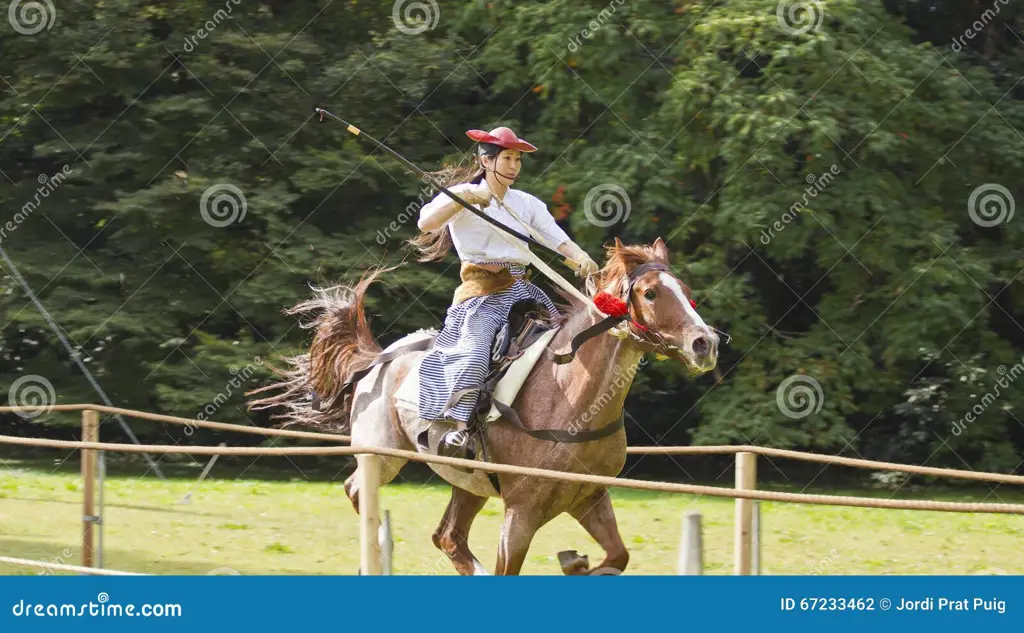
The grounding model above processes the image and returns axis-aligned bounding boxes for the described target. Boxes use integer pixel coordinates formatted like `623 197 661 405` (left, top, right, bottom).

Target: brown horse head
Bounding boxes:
592 237 719 374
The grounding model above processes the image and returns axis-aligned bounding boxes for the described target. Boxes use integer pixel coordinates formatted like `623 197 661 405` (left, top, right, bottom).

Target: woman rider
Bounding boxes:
411 126 599 457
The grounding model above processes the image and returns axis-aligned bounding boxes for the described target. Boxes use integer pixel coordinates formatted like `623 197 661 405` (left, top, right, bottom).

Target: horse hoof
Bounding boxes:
557 550 590 575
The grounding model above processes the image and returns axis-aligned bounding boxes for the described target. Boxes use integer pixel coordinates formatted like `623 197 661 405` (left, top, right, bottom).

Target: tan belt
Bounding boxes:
452 262 529 306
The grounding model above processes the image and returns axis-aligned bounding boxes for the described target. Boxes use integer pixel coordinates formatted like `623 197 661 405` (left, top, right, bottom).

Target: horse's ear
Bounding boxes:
613 237 625 249
653 237 670 262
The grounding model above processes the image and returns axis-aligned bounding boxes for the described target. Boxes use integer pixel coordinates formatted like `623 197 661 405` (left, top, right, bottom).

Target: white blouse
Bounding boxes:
418 182 571 265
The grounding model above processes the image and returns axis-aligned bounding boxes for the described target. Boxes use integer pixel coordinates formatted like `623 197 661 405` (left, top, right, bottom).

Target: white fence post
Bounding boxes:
677 511 703 575
380 509 393 575
752 501 761 575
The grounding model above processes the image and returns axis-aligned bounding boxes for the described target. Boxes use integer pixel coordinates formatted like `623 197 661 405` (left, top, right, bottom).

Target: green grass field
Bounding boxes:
2 458 1022 576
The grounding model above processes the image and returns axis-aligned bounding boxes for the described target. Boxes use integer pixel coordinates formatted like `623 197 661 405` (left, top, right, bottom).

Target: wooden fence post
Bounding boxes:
81 410 98 568
677 511 703 575
734 452 757 575
358 454 382 575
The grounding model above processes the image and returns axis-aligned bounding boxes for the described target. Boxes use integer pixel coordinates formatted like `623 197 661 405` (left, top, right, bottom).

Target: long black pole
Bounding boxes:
315 108 578 270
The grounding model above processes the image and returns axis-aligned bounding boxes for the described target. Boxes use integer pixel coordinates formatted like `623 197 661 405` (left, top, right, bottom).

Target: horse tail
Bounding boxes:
246 266 390 430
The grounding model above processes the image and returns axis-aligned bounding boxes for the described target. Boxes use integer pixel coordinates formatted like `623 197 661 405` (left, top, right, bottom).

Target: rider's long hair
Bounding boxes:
406 143 502 262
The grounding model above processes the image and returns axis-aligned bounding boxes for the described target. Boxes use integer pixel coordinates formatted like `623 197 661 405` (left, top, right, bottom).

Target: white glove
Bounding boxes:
576 253 599 277
563 241 599 277
460 183 493 207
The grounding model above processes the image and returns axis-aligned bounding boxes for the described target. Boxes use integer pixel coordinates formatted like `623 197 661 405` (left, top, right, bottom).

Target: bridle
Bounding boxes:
614 262 685 359
552 261 692 364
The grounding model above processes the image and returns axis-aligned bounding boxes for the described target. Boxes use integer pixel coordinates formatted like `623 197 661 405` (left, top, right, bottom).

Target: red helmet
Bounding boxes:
465 126 537 153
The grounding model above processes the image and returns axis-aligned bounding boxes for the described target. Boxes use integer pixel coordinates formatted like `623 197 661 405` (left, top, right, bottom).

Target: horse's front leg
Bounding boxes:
494 506 541 575
568 488 629 575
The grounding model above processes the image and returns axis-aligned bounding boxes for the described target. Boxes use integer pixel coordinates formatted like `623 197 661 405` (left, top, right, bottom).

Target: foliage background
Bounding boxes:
1 0 1022 475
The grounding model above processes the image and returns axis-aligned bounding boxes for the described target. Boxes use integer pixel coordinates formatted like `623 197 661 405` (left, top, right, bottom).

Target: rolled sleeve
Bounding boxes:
419 182 472 229
526 195 571 249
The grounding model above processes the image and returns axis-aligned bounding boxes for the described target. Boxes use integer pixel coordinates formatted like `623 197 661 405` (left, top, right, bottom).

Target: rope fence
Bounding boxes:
0 433 1021 514
2 404 1021 485
0 556 144 576
1 404 1022 576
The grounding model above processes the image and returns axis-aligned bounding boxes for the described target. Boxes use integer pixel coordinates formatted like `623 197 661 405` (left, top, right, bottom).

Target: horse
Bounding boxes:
247 237 719 575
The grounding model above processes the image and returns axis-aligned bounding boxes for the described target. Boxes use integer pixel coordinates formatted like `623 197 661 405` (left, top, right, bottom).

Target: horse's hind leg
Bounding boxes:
342 369 411 513
342 455 407 514
431 486 488 575
567 488 629 575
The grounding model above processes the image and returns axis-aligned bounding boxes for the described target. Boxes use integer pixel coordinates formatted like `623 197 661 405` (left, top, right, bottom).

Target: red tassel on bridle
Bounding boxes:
593 291 649 332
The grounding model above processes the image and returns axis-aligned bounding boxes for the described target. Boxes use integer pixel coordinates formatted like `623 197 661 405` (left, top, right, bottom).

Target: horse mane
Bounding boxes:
550 240 670 320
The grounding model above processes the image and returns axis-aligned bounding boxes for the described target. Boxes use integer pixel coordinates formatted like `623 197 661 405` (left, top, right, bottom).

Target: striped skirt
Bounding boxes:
418 262 560 423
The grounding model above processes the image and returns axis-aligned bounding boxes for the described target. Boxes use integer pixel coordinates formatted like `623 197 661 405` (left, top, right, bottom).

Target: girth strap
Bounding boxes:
492 399 625 443
440 384 625 444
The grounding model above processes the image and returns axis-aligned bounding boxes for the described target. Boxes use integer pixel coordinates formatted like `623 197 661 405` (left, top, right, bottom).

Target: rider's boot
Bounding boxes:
438 414 475 459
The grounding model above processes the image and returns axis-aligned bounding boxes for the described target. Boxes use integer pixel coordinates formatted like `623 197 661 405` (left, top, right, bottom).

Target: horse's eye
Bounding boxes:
643 289 656 301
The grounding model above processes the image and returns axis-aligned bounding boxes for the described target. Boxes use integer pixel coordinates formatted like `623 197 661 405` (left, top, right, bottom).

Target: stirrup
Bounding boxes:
438 428 470 458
